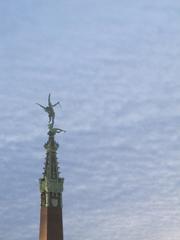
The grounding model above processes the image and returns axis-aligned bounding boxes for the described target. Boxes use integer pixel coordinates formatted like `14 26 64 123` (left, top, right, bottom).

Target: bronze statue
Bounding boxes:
37 94 60 126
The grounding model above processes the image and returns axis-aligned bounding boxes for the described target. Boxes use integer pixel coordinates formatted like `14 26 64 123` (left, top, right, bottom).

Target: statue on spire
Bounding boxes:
37 93 60 127
37 94 65 135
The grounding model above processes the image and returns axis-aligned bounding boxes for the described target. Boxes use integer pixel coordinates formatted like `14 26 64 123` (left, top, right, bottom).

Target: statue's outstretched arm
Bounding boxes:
53 101 60 107
36 103 46 110
48 93 51 106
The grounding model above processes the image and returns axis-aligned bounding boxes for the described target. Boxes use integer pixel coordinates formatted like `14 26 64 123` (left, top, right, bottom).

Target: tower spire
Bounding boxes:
38 94 65 240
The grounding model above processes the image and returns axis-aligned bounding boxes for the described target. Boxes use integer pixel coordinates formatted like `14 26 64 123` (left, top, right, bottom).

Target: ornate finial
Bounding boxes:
48 123 66 136
37 94 66 135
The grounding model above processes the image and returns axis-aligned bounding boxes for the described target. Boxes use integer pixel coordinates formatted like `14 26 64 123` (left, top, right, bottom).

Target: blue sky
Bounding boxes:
0 0 180 239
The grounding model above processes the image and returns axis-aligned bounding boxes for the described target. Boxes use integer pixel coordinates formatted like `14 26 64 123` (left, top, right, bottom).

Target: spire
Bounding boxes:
39 130 64 208
43 131 60 180
37 94 65 208
38 94 65 240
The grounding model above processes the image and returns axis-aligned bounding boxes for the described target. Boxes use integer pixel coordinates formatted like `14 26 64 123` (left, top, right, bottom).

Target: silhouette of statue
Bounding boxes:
37 94 60 126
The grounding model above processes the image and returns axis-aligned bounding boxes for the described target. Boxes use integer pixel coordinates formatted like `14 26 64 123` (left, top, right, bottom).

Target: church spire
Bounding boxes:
43 129 59 177
38 94 65 240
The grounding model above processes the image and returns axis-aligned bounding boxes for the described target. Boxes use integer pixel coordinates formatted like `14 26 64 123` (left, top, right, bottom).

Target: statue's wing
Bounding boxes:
36 103 46 110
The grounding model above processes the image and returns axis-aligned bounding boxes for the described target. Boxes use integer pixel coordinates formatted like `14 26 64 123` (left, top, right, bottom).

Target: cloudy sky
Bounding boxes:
0 0 180 239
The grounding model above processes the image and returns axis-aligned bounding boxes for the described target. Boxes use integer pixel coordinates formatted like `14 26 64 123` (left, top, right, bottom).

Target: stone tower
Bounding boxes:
38 94 65 240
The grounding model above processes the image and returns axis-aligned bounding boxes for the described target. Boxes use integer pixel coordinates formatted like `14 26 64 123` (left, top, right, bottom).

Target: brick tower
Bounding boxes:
38 94 65 240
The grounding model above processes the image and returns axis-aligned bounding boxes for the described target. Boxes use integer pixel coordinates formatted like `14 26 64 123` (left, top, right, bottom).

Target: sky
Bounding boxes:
0 0 180 239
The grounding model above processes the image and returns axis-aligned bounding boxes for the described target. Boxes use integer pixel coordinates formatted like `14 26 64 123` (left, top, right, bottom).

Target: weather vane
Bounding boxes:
37 94 65 135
